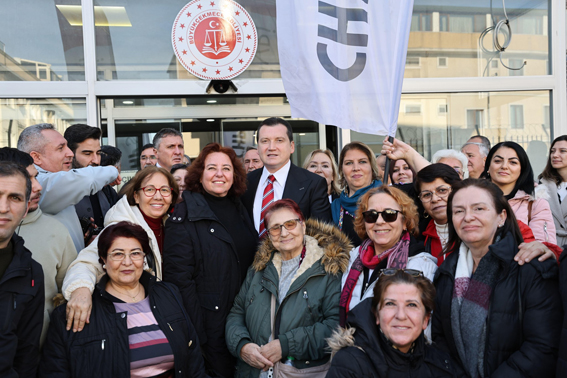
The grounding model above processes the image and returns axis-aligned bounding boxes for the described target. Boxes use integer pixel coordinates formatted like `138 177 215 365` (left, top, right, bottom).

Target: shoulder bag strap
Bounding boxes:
270 294 276 340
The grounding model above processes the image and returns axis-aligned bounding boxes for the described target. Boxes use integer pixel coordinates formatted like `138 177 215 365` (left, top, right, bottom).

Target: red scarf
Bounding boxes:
140 210 164 255
339 232 410 326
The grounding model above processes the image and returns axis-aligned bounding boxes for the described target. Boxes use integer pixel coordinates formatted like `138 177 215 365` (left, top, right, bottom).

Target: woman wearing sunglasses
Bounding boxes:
62 166 178 333
327 269 464 378
339 186 437 326
433 179 561 378
41 222 208 378
163 143 258 377
226 199 351 378
415 164 462 266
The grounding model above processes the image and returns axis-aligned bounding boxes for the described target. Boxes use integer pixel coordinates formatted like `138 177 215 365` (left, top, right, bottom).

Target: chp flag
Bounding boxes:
276 0 414 136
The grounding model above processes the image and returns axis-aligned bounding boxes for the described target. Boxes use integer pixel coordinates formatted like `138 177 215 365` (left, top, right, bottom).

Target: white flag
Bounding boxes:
276 0 414 136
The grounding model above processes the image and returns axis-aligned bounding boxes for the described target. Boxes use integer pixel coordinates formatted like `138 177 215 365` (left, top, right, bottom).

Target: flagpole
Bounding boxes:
382 136 395 186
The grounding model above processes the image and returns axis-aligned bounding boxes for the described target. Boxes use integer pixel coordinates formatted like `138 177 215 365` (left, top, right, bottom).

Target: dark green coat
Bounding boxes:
225 219 351 378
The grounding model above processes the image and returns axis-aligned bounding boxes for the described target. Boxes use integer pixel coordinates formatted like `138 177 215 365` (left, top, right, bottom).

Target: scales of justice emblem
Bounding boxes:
172 0 258 80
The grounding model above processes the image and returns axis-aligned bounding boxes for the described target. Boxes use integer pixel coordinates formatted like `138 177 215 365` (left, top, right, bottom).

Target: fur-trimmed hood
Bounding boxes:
327 326 358 358
252 218 352 276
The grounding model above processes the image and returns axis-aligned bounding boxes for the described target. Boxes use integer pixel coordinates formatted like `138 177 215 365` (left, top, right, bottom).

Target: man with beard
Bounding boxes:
0 148 76 346
18 123 119 252
64 124 120 237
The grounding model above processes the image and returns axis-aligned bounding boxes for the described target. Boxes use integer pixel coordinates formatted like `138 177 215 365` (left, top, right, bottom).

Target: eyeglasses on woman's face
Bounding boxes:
107 251 146 262
267 218 302 237
362 209 401 223
418 185 452 203
137 185 172 197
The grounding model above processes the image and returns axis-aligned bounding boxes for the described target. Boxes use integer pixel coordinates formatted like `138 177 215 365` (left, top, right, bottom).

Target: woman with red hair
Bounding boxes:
163 143 258 377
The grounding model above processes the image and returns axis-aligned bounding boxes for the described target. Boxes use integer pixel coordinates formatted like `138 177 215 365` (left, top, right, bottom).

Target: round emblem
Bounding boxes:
172 0 258 80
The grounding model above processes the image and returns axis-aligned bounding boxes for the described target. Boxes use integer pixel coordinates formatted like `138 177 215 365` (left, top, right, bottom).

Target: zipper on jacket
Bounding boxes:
13 296 16 310
168 322 173 332
544 222 549 242
274 273 325 322
101 339 105 350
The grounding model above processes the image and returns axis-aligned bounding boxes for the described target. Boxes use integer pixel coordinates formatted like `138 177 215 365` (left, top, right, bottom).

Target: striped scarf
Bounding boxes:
339 232 410 326
451 243 500 378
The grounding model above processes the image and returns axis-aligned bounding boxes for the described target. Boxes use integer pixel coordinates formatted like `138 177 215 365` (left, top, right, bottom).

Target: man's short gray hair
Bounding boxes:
17 123 55 154
153 128 182 150
461 141 490 158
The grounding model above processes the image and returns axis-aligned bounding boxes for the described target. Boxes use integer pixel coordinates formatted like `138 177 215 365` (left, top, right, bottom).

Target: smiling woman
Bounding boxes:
327 270 462 378
339 186 437 327
482 141 556 244
163 143 258 377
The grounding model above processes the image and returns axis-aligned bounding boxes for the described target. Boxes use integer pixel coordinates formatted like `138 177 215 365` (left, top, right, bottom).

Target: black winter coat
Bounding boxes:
556 247 567 376
39 272 207 378
327 299 464 378
163 191 257 378
0 234 44 378
432 232 562 377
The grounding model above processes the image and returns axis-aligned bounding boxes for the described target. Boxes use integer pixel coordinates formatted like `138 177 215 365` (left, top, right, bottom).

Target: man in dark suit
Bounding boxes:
241 117 332 234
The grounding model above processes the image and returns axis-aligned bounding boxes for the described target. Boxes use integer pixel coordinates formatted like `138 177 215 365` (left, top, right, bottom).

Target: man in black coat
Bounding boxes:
0 162 45 377
241 117 332 234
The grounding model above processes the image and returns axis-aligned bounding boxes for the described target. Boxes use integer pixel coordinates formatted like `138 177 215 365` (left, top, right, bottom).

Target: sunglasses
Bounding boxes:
362 209 401 223
379 268 424 278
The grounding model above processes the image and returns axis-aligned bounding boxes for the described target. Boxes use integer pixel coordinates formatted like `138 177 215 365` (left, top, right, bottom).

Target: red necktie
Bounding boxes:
259 175 276 237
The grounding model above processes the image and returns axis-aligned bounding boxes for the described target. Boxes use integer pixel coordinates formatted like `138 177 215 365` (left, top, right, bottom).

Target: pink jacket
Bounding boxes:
509 188 557 244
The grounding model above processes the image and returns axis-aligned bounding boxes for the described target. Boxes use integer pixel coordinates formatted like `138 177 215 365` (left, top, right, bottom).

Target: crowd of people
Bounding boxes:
0 117 567 377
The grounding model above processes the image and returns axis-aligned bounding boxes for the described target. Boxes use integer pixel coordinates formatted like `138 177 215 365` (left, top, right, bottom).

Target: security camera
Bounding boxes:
206 80 238 94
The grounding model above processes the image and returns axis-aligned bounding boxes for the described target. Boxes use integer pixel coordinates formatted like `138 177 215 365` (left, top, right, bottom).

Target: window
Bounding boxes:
406 57 420 67
543 105 550 129
467 109 484 129
411 13 432 31
438 57 448 68
491 60 499 68
438 104 448 115
508 59 525 76
405 104 422 114
510 105 525 129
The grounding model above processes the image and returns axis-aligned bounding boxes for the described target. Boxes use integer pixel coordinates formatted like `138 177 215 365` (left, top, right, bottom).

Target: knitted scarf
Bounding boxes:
331 180 381 224
339 232 410 326
451 242 501 378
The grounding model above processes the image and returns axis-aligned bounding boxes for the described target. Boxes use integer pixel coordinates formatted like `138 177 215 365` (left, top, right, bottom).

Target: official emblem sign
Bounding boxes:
172 0 258 80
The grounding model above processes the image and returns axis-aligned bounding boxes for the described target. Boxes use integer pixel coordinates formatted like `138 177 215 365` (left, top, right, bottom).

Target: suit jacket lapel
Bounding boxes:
283 164 308 204
544 180 567 229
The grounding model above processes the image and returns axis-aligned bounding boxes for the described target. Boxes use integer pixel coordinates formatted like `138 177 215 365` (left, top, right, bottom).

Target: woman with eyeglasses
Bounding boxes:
226 199 351 378
415 164 462 266
339 186 437 327
433 179 561 378
303 149 341 203
163 143 258 378
41 222 208 378
481 141 557 244
62 166 178 333
327 270 464 378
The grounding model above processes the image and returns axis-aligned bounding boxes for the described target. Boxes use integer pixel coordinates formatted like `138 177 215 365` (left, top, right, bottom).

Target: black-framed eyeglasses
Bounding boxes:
379 268 424 278
267 219 302 237
418 185 452 203
138 185 172 197
362 209 400 223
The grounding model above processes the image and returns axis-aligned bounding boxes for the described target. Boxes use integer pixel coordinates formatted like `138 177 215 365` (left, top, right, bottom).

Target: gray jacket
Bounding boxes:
36 165 118 252
540 178 567 247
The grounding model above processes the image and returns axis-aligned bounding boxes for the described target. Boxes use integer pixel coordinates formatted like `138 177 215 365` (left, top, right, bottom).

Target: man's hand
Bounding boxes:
66 287 92 332
259 339 283 364
109 174 122 187
240 343 274 371
516 241 556 265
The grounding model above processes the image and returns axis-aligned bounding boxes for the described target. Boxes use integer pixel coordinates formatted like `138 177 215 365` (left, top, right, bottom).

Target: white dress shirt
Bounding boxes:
253 160 291 232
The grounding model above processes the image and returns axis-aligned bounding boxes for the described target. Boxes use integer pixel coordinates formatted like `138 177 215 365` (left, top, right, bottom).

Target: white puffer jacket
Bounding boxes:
62 196 163 300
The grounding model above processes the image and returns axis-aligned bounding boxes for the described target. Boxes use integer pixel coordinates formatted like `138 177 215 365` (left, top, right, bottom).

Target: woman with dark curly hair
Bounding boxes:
163 143 257 377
